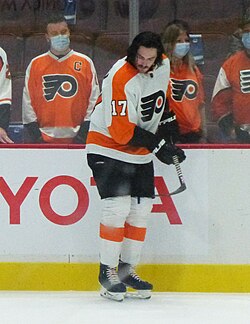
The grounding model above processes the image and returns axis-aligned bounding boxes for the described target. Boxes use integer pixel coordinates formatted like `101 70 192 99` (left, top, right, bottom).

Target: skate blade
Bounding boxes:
125 290 151 299
100 287 125 302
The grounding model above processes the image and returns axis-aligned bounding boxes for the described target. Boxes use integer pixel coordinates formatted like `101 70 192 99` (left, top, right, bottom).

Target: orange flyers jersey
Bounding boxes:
86 56 170 164
22 50 100 143
0 47 11 106
168 63 204 135
212 50 250 125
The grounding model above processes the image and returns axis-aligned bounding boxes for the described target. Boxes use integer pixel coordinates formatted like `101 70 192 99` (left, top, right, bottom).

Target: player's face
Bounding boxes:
135 46 157 74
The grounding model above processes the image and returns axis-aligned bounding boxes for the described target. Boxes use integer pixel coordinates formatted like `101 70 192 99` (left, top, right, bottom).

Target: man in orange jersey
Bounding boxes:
211 14 250 143
22 15 99 144
0 47 13 144
86 31 186 301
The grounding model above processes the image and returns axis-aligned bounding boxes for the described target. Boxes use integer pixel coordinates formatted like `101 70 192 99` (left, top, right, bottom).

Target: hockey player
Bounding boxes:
211 13 250 143
22 15 99 144
86 31 186 301
0 47 13 144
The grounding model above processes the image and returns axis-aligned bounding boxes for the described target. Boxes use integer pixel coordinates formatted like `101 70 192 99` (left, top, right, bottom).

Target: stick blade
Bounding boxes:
168 183 187 196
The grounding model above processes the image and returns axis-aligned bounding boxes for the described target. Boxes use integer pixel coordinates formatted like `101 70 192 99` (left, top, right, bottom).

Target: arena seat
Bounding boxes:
202 74 220 143
70 33 95 58
138 0 175 33
199 33 229 77
203 74 216 122
93 32 129 83
0 7 36 35
72 0 109 34
202 33 229 61
0 33 24 76
106 0 175 33
206 122 220 143
9 75 25 143
23 33 49 71
175 0 243 34
11 75 25 124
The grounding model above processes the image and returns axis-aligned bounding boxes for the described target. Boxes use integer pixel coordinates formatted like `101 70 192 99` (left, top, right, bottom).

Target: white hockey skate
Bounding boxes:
99 263 126 302
100 287 125 302
125 289 152 299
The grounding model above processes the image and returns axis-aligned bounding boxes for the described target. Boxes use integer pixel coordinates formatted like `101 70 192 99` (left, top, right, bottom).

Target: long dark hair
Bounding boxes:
126 31 165 67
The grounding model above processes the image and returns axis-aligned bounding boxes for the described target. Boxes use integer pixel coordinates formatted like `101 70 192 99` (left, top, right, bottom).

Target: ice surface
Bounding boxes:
0 291 249 324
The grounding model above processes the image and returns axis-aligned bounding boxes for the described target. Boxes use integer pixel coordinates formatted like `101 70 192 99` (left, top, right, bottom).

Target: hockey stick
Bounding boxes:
168 154 186 195
156 154 187 197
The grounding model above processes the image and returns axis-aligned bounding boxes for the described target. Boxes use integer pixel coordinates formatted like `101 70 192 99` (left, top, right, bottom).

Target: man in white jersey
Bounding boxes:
86 31 185 301
0 47 13 144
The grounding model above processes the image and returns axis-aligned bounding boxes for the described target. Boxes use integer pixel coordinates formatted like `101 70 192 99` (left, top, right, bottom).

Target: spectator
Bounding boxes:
0 47 13 144
211 14 250 143
227 7 250 58
22 14 99 144
86 31 185 301
161 20 206 143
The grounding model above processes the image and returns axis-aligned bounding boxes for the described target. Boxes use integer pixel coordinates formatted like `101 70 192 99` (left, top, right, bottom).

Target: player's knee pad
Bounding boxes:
126 197 153 227
101 196 131 227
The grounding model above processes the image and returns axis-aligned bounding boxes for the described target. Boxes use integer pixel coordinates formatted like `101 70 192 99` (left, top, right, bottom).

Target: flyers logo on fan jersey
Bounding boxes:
170 78 198 101
141 90 165 121
240 70 250 93
42 74 78 101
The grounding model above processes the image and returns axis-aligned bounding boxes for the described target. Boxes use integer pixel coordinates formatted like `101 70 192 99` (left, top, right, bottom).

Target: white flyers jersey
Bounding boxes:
86 56 170 164
0 47 11 105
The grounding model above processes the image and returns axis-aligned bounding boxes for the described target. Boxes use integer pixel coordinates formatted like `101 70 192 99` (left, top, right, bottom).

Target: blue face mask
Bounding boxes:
50 35 70 52
242 32 250 50
173 42 190 58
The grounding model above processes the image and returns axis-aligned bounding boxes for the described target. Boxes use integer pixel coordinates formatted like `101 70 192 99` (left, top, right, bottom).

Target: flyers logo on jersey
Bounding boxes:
240 70 250 93
43 74 78 101
141 90 165 121
170 79 198 101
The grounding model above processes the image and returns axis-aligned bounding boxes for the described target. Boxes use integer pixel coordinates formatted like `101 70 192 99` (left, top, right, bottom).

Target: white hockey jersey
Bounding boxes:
0 47 11 106
86 56 170 164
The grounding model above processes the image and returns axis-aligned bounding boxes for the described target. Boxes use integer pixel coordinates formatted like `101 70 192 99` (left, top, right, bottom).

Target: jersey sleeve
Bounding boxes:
105 64 138 145
195 66 205 104
22 60 38 124
211 65 232 121
84 59 100 121
0 48 11 106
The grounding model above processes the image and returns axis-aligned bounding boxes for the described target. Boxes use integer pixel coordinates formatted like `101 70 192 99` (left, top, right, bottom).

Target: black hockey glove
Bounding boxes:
0 104 10 131
157 110 180 144
128 126 186 165
73 121 90 144
235 126 250 143
24 122 44 143
218 113 234 137
152 139 186 165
